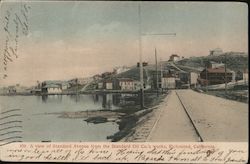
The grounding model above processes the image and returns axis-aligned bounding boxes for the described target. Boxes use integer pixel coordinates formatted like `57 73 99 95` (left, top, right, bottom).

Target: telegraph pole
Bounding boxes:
160 58 163 93
137 4 176 109
206 65 208 92
138 4 144 109
225 54 227 95
155 48 159 96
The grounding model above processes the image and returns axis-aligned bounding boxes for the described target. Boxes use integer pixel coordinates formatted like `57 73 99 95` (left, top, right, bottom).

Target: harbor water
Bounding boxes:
0 94 128 142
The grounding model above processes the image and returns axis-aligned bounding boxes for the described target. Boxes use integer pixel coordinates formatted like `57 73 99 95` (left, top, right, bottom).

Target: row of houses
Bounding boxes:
97 78 141 91
161 71 199 89
40 77 94 94
161 61 248 89
0 84 30 94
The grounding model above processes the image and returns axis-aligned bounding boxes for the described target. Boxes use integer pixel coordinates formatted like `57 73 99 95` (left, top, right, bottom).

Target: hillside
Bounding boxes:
176 52 248 72
114 66 147 81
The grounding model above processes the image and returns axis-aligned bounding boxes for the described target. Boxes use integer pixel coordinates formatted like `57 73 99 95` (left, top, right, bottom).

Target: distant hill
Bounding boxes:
176 52 248 72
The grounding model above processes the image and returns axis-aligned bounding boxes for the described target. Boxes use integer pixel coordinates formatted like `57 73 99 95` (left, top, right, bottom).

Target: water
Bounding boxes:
0 94 126 142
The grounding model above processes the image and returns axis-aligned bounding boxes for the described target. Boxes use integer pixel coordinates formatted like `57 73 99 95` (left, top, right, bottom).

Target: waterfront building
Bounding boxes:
41 80 66 93
105 80 113 90
118 78 135 91
61 82 70 90
42 84 62 94
7 86 16 94
98 81 104 89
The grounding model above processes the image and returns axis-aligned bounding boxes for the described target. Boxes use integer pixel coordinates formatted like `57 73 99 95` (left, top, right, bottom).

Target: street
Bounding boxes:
147 89 248 142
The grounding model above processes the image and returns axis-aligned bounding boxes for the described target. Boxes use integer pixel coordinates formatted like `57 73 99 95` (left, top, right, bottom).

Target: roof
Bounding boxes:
163 74 175 78
163 76 175 78
118 78 134 82
170 54 179 57
42 84 61 88
205 67 232 73
43 80 63 84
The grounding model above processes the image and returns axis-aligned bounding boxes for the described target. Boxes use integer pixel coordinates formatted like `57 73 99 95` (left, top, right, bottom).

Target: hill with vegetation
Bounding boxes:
114 66 147 81
176 52 248 72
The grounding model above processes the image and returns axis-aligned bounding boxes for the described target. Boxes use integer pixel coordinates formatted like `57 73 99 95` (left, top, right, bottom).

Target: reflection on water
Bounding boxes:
40 93 137 110
0 93 138 142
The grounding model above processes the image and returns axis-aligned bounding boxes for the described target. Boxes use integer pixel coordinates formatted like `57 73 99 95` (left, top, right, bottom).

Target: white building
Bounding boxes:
105 80 113 90
243 69 248 83
43 84 62 94
189 72 199 86
162 77 176 89
208 61 225 69
119 79 135 91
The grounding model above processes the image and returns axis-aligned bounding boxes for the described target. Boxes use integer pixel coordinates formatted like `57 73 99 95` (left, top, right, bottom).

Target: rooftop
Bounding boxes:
206 67 232 73
42 84 61 88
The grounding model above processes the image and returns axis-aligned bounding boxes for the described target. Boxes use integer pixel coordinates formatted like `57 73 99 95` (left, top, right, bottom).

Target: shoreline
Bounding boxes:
35 92 168 142
0 89 165 96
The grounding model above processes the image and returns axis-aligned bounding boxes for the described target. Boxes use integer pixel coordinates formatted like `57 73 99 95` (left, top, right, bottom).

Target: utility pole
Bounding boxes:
137 4 176 108
138 4 144 109
225 54 227 95
160 58 163 93
206 65 208 92
155 48 159 96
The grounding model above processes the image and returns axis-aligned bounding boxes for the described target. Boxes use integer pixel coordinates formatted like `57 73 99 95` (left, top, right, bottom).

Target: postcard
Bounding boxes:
0 1 248 163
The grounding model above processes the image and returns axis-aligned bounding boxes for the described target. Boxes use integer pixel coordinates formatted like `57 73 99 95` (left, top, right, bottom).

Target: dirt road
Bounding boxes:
147 91 200 141
175 89 248 141
148 89 248 142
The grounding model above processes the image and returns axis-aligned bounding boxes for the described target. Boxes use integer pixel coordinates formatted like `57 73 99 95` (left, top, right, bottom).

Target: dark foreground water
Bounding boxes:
0 94 130 142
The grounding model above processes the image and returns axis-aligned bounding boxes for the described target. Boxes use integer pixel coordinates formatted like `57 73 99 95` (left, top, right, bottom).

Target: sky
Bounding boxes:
0 1 248 86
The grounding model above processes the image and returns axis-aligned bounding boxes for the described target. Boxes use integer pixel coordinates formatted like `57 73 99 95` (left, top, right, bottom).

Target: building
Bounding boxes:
189 72 199 87
41 81 65 93
118 78 135 91
199 67 234 85
162 77 176 89
42 84 62 94
30 89 41 94
161 74 176 89
209 48 223 56
243 68 248 83
161 76 176 89
208 61 225 69
178 71 189 84
137 62 148 67
169 54 180 62
61 82 69 90
77 77 93 85
7 86 16 94
134 81 141 90
98 81 104 89
105 80 113 90
97 79 114 90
